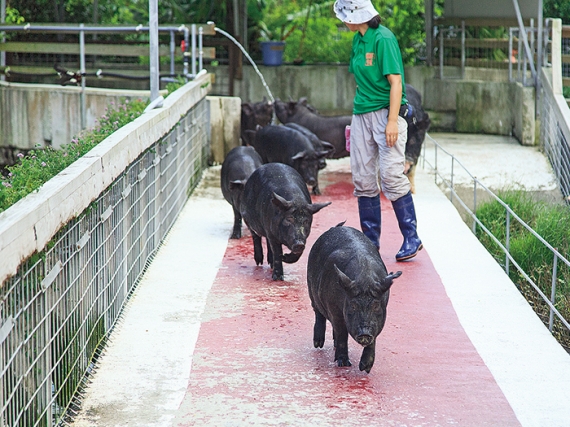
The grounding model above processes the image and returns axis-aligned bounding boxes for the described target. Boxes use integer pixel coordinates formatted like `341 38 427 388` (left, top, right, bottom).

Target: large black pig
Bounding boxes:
220 146 263 239
284 122 336 170
246 124 329 195
307 224 402 373
403 84 431 193
274 97 351 159
241 163 330 281
241 97 274 144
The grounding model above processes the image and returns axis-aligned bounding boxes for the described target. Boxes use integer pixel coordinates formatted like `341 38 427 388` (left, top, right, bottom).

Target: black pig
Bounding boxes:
284 122 336 170
246 124 329 195
403 84 431 194
307 224 402 373
241 163 330 281
241 98 274 144
221 146 263 239
274 97 351 159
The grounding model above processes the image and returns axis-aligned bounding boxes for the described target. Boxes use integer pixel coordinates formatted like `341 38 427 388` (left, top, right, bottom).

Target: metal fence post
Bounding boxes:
505 210 511 275
79 23 86 129
439 28 444 80
191 24 197 78
461 20 465 79
149 0 159 101
472 179 478 234
199 25 203 72
169 30 175 76
1 0 5 82
508 28 513 82
550 253 559 331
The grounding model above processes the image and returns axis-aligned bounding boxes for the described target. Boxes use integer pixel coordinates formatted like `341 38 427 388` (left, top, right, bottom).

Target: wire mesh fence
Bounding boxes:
0 98 209 427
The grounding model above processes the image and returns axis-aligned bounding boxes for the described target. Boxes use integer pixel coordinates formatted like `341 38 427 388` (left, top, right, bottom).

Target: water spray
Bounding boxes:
212 24 275 104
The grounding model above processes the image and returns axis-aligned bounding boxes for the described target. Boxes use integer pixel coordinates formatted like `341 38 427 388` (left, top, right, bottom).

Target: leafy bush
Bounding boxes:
475 191 570 351
0 99 147 214
255 0 442 65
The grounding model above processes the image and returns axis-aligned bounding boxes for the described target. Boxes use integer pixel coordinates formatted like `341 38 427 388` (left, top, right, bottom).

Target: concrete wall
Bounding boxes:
209 64 536 145
207 96 241 164
0 81 153 150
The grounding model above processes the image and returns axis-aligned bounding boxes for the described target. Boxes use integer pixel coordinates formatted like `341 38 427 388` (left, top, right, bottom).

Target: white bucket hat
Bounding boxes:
333 0 379 24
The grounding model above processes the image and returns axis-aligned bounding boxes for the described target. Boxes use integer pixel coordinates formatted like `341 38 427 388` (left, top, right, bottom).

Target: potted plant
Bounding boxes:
257 2 299 66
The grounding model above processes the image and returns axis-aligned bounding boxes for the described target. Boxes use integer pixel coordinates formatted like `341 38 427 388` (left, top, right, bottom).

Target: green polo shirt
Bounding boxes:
348 25 407 115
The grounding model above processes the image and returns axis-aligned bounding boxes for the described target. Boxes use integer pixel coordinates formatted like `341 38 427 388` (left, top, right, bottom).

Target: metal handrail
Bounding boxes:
421 134 570 335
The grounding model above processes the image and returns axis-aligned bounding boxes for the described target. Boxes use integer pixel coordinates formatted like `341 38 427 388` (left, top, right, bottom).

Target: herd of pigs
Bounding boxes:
219 86 430 373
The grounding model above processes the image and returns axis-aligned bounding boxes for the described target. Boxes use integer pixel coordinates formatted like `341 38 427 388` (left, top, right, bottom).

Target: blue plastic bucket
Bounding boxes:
260 41 285 66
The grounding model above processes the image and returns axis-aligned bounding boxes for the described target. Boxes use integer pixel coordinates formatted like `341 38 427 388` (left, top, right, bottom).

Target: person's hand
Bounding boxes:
385 119 399 147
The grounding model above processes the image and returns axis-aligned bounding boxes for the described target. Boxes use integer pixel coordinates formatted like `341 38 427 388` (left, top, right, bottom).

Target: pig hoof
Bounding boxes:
254 254 263 265
230 232 241 239
359 361 373 373
312 187 321 196
272 271 284 281
336 356 351 367
313 338 324 348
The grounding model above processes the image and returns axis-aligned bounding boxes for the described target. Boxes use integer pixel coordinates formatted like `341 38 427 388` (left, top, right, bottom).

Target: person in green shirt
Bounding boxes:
334 0 422 261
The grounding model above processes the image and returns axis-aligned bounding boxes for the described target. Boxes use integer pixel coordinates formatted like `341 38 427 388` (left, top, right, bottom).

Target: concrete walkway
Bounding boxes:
70 134 570 427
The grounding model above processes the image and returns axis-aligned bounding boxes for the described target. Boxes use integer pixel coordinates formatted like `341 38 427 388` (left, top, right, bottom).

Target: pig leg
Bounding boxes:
359 341 376 373
312 184 321 196
332 324 351 367
312 310 327 348
267 239 284 281
231 207 242 239
251 231 263 265
266 238 274 267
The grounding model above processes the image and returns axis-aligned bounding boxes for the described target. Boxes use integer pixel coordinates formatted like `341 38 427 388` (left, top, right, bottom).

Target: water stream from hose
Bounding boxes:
213 26 275 104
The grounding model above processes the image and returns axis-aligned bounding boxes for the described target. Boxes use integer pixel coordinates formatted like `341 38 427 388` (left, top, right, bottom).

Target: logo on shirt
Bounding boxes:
365 52 375 66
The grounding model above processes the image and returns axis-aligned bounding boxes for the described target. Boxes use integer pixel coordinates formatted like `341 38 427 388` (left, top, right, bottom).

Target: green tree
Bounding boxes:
544 0 570 24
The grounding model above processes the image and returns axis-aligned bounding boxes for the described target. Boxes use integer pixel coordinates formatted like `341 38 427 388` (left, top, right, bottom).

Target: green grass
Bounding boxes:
0 98 148 214
475 191 570 351
0 78 191 215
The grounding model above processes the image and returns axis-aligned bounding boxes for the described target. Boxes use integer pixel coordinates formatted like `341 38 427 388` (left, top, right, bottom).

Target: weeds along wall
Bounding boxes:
0 73 211 426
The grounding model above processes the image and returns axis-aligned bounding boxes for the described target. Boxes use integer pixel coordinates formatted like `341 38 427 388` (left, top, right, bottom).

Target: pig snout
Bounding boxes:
291 241 306 254
306 176 317 186
356 333 374 347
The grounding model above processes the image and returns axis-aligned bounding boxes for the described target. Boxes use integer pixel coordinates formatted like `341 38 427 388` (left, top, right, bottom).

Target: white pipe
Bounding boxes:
149 0 159 102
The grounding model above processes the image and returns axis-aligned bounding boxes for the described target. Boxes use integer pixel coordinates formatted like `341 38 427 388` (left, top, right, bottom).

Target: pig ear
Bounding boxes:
299 97 308 106
308 201 331 214
321 140 335 151
291 151 306 160
316 150 329 159
334 264 358 294
272 192 293 210
229 179 246 190
242 103 254 115
380 271 402 290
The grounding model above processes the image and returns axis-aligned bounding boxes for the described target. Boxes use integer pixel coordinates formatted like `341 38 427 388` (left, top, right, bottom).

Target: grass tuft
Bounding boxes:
475 190 570 351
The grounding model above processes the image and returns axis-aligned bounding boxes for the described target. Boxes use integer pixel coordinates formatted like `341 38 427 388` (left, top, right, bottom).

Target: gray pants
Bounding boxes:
350 109 410 201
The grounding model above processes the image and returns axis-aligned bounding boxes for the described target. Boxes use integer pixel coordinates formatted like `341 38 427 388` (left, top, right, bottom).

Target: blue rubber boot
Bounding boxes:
391 191 423 261
358 195 381 250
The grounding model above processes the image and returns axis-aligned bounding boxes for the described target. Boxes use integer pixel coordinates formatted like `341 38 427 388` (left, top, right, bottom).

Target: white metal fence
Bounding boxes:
420 134 570 352
0 96 209 426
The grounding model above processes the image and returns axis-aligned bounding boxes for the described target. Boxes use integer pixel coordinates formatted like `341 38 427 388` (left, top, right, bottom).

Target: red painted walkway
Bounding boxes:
172 167 520 426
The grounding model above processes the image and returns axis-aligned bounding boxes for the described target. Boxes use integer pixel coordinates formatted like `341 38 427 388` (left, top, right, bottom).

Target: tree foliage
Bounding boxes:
544 0 570 24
